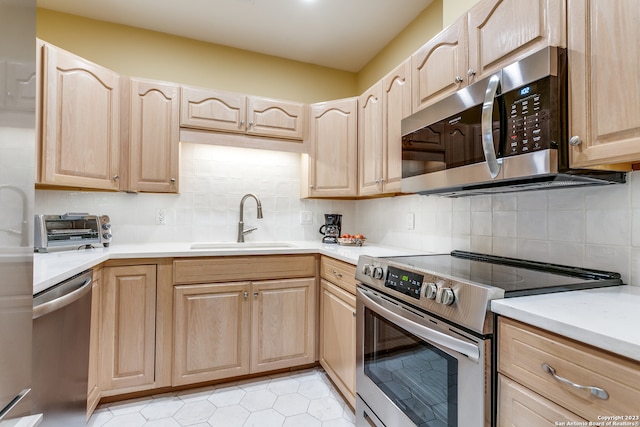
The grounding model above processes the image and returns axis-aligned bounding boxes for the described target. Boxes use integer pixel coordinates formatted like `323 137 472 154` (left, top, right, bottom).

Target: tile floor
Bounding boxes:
88 368 355 427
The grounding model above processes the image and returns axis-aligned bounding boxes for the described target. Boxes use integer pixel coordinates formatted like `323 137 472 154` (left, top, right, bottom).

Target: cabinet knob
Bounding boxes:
467 68 476 77
243 291 248 298
253 292 259 297
239 120 245 127
569 135 583 146
170 178 176 183
248 121 254 128
112 175 119 181
454 76 463 84
309 185 314 189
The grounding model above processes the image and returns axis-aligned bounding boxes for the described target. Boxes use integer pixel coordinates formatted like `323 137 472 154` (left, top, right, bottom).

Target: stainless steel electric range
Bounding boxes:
354 250 623 427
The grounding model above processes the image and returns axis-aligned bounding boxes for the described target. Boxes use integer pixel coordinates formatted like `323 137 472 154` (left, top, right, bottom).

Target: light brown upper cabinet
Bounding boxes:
412 16 469 112
302 97 358 198
358 82 384 196
123 78 180 193
467 0 565 83
568 0 640 168
40 43 121 190
382 60 411 194
412 0 565 112
180 85 306 140
358 60 409 196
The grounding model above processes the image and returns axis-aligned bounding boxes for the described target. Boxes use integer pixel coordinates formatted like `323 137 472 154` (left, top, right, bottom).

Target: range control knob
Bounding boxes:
436 287 456 306
425 283 438 299
372 267 385 280
102 223 111 230
361 264 372 276
102 232 112 240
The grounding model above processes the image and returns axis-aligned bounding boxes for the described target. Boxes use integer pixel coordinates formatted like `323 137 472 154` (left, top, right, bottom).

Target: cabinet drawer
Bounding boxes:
498 317 640 420
320 257 357 294
173 255 316 284
498 374 586 426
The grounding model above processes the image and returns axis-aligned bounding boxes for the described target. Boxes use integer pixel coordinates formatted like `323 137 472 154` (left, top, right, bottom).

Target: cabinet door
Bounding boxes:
382 60 411 194
358 82 384 196
173 282 251 386
498 375 587 426
180 85 246 134
87 268 102 419
468 0 566 82
307 98 358 197
251 277 316 373
40 44 120 190
100 265 156 393
568 0 640 168
247 96 306 140
128 78 180 193
412 16 468 112
319 279 356 408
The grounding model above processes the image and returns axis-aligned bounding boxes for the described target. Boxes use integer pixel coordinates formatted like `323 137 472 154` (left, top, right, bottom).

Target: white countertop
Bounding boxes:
33 240 425 294
491 285 640 363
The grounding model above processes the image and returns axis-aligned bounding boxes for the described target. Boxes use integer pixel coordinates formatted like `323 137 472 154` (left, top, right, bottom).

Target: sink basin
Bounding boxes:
190 242 296 250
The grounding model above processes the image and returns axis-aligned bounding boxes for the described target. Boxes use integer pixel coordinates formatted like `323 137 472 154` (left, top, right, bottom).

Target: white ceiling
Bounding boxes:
37 0 433 73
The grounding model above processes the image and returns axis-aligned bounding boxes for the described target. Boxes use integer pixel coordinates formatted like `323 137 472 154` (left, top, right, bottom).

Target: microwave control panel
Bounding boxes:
503 77 559 157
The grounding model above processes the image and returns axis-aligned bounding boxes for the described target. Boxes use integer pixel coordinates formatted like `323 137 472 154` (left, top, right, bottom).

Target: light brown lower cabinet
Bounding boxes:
319 279 356 408
173 281 251 385
172 255 317 387
87 267 102 420
319 256 357 408
498 317 640 425
98 260 173 397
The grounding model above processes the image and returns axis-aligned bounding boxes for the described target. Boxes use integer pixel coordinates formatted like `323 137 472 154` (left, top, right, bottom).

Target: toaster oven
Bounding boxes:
34 213 112 252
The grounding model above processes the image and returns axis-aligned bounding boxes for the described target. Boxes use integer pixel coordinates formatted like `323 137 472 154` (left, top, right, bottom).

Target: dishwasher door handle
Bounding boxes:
33 274 92 319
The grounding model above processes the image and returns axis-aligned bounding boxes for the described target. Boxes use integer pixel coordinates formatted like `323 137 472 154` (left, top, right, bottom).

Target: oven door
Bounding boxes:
356 285 489 427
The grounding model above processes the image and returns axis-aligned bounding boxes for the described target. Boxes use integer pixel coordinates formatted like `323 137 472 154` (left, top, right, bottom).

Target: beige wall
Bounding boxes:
37 1 479 103
443 0 481 26
356 0 443 93
36 8 357 104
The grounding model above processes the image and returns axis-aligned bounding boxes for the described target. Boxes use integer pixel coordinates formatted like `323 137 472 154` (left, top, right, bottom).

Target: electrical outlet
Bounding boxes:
156 208 167 225
299 210 313 225
407 212 415 230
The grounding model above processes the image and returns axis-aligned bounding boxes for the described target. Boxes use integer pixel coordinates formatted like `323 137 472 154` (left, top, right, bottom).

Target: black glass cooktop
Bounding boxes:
382 250 623 297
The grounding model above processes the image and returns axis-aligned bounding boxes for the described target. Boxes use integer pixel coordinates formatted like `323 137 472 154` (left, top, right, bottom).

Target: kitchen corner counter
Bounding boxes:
491 285 640 363
33 241 425 294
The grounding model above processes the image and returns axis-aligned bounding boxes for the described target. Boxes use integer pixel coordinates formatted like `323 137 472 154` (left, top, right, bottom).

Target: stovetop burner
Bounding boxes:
382 250 622 296
355 250 624 335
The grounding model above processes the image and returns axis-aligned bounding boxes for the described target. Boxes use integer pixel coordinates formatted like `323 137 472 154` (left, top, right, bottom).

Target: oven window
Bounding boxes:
364 308 458 427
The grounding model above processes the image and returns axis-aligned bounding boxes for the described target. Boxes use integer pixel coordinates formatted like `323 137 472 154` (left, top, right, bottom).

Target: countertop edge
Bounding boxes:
491 288 640 363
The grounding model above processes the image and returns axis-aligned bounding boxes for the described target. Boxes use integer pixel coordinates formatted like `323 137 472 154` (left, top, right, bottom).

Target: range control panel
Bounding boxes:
503 76 559 157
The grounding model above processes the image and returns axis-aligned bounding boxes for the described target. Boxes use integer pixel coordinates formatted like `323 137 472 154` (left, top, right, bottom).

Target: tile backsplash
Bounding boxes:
36 143 640 285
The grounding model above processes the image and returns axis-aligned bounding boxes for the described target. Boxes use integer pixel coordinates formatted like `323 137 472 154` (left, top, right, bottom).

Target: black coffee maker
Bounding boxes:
319 214 342 244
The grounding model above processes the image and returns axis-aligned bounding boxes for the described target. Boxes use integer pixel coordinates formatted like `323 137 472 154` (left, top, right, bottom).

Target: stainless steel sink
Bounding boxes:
189 242 296 250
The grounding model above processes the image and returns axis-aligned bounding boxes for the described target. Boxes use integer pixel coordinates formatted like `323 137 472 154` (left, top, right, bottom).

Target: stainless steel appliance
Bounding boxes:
0 0 35 422
34 213 112 252
355 251 623 427
319 213 342 244
401 47 626 197
32 270 92 427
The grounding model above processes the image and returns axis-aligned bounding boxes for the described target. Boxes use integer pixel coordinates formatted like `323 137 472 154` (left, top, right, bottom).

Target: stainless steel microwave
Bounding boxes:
401 47 626 197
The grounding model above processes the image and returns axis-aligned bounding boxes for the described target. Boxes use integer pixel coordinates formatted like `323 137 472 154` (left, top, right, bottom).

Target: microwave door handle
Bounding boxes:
481 74 502 178
357 288 480 362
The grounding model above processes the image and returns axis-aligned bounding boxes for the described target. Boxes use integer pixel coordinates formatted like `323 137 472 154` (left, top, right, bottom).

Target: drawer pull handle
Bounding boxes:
541 363 609 400
332 270 343 278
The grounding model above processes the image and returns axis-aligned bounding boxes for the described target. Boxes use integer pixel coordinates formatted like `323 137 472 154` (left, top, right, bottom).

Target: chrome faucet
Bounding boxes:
237 193 263 242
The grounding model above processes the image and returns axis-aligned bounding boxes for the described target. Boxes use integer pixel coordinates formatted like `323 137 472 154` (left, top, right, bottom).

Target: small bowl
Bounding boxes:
337 237 366 247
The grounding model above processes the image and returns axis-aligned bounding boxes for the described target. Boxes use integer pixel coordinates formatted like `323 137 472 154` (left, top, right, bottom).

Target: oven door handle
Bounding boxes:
358 288 480 363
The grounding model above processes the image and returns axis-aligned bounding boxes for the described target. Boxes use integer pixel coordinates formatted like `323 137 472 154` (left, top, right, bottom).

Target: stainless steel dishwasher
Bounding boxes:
32 270 92 426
